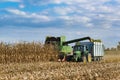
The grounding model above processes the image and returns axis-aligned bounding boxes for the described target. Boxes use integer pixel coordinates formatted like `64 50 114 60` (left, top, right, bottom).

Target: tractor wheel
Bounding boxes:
75 56 79 62
88 54 92 62
83 56 87 64
72 55 77 62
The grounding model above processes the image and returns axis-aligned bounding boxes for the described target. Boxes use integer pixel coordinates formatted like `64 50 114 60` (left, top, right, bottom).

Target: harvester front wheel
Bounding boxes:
58 53 64 62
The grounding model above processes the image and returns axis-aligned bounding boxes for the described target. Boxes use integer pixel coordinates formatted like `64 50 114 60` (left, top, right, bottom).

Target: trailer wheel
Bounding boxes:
98 57 101 61
93 57 97 61
96 57 100 61
88 54 92 62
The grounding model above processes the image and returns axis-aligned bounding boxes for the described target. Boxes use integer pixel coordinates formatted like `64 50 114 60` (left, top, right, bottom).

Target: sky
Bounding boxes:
0 0 120 48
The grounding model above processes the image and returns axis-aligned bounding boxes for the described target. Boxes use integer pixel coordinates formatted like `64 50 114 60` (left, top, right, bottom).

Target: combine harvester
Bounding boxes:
45 36 104 62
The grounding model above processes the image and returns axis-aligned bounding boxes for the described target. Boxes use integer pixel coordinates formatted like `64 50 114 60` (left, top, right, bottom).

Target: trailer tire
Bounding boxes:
94 57 97 61
98 57 101 61
96 57 100 61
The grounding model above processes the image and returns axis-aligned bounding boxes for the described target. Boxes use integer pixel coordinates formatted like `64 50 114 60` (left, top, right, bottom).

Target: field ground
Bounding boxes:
0 51 120 80
0 62 120 80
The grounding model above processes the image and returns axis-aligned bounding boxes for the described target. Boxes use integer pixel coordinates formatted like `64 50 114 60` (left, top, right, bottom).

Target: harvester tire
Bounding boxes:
88 53 92 62
58 53 64 61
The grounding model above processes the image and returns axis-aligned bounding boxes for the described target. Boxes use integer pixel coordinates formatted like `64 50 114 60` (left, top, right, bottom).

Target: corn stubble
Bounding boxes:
0 62 120 80
103 51 120 63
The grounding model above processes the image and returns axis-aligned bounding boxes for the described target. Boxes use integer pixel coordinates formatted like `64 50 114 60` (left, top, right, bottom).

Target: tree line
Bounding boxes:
105 42 120 51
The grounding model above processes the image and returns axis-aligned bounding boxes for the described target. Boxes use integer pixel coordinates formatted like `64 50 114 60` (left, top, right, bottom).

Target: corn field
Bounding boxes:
0 42 58 63
103 51 120 63
0 42 120 80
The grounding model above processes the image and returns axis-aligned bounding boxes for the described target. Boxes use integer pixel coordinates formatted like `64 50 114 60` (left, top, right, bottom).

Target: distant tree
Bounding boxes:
119 42 120 45
117 42 120 50
105 48 110 51
111 47 117 51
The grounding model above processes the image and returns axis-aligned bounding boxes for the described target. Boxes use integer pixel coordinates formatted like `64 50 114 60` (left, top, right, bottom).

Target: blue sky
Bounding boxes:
0 0 120 48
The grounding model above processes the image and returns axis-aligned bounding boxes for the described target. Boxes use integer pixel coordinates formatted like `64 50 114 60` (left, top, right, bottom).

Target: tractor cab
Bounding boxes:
72 43 90 62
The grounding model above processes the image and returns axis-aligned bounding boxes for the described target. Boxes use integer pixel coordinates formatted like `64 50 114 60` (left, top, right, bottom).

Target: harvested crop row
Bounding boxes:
0 62 120 80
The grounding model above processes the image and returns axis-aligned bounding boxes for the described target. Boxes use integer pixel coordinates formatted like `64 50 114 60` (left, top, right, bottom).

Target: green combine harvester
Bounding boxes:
45 36 104 62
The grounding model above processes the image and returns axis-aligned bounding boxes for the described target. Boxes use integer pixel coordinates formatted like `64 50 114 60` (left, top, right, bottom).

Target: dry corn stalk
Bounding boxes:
0 42 58 63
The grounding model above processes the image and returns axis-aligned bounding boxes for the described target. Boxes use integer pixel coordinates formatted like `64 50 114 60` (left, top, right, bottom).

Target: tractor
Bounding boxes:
45 36 104 62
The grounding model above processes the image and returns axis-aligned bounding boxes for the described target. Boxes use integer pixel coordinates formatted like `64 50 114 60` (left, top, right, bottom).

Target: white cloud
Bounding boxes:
6 9 51 22
0 0 21 2
51 0 91 5
102 23 112 29
19 4 25 8
43 0 111 5
76 32 82 35
52 0 63 4
28 0 89 6
56 15 92 27
7 9 26 16
115 0 120 3
80 16 91 23
71 16 91 23
54 7 74 15
98 6 113 13
86 23 94 28
30 13 51 22
59 16 70 20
